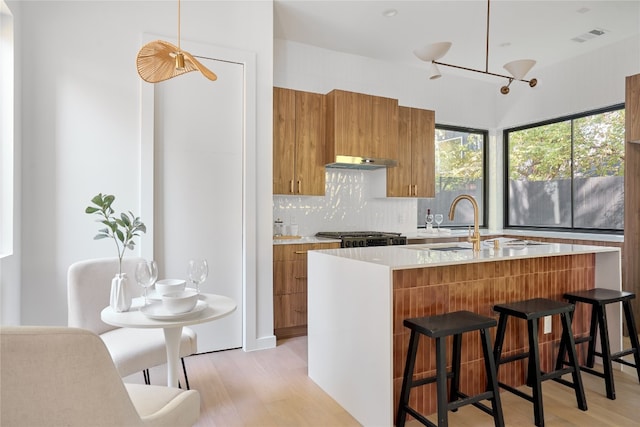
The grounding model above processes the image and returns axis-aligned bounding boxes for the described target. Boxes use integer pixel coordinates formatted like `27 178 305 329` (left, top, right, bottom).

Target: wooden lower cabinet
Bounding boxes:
273 242 340 338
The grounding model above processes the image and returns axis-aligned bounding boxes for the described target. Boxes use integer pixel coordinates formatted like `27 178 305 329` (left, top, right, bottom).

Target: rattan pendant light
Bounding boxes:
136 0 217 83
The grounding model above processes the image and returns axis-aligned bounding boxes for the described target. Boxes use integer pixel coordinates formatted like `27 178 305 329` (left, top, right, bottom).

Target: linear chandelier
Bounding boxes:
414 0 537 94
136 0 217 84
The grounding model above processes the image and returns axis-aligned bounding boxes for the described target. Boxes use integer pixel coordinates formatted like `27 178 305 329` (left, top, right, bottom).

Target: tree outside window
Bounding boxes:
506 106 625 231
417 126 486 228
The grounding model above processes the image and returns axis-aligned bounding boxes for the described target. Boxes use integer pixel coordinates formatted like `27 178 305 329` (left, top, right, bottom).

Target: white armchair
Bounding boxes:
0 326 200 427
68 258 197 387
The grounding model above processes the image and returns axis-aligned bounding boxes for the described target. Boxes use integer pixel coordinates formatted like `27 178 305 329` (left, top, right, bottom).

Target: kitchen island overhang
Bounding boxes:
307 243 622 427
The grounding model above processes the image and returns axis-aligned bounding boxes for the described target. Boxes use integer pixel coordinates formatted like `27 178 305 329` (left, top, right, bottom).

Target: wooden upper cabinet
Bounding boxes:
387 106 435 197
295 91 326 195
273 88 296 195
273 87 325 196
372 95 399 159
387 107 412 196
325 89 398 162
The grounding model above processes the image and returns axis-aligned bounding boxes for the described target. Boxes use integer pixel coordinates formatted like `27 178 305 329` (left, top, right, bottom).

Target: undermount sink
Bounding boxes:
428 246 473 252
500 239 548 246
406 245 472 252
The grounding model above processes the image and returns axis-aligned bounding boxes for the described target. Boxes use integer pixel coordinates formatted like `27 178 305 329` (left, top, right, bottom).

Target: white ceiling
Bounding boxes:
274 0 640 81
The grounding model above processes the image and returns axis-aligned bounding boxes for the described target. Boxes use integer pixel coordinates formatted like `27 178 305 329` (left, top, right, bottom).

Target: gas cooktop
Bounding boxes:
315 231 406 248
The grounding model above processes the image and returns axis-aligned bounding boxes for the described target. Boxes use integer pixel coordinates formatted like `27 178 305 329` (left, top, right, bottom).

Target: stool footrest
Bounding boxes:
471 401 496 418
553 376 580 389
411 371 454 389
404 406 437 427
575 336 592 345
540 367 575 382
498 382 534 403
580 366 606 379
454 391 498 418
615 358 638 369
498 352 529 365
450 391 496 411
612 348 638 360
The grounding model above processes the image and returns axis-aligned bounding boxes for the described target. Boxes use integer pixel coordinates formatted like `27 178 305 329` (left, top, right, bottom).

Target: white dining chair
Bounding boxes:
67 257 197 388
0 326 200 427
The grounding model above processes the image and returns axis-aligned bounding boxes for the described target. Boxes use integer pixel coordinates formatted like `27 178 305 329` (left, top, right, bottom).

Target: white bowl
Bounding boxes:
155 279 186 296
162 290 199 314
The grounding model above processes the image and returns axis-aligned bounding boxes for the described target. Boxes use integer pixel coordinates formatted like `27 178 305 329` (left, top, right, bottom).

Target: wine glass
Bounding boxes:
187 259 209 294
434 214 444 231
135 260 158 305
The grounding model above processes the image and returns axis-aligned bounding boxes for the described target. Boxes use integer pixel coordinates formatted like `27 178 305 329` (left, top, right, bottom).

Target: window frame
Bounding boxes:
422 123 489 229
503 103 625 234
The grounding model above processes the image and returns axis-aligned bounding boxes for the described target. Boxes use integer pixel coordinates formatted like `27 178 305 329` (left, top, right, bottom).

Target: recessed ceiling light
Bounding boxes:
382 9 398 17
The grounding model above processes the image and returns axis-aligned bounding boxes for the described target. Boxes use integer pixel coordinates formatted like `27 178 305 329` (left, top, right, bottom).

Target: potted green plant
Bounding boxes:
86 193 146 312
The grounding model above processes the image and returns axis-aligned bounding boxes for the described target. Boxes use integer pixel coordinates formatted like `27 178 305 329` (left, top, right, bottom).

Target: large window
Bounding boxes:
417 125 487 228
505 105 625 232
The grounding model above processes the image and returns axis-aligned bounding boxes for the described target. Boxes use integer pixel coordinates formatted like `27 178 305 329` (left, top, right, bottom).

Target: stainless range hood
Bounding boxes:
326 155 397 170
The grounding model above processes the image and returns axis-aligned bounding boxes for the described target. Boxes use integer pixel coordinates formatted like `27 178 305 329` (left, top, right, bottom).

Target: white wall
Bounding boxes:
8 1 274 350
496 35 640 129
275 39 497 128
273 35 640 233
0 0 20 325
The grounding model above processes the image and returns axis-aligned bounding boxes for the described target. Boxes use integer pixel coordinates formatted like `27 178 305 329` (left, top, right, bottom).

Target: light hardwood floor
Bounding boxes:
132 336 639 426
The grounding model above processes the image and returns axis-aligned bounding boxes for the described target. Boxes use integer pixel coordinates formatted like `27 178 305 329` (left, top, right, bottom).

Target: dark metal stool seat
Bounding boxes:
559 288 640 400
396 310 504 427
493 298 587 427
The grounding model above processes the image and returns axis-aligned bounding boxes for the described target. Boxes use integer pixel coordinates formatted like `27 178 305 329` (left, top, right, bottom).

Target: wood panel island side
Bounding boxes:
307 242 622 427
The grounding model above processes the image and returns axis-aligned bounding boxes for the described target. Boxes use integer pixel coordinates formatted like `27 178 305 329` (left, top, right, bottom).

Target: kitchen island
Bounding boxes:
307 241 622 426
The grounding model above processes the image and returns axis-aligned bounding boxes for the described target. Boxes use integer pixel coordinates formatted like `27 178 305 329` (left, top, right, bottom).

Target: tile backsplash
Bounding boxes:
273 169 418 236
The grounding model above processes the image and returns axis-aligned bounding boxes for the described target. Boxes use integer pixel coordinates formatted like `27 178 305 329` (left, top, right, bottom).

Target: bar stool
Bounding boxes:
493 298 587 427
559 289 640 400
396 310 504 427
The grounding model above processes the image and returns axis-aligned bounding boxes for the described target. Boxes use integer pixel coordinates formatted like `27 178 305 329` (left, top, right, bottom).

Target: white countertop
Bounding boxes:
273 236 341 245
310 240 621 270
405 228 624 243
274 229 623 245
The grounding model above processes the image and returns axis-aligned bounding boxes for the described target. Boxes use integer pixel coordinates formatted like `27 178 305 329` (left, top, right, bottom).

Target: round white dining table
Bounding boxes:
101 293 236 388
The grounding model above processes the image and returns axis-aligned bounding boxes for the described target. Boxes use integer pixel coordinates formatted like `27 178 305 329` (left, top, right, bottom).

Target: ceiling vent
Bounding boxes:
571 28 608 43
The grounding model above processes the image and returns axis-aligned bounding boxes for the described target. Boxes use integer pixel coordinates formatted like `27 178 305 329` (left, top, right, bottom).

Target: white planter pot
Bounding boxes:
110 273 132 312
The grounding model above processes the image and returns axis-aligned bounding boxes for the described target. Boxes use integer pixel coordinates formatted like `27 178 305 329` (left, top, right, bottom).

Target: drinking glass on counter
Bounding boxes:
434 214 444 231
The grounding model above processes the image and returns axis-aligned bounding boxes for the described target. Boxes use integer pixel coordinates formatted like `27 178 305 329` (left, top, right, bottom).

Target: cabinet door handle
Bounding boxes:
297 180 301 193
294 251 307 255
414 185 418 196
407 185 412 196
289 180 294 193
294 276 307 280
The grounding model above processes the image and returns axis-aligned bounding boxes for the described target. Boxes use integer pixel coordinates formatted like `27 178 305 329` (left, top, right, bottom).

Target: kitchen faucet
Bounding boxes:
449 194 481 252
